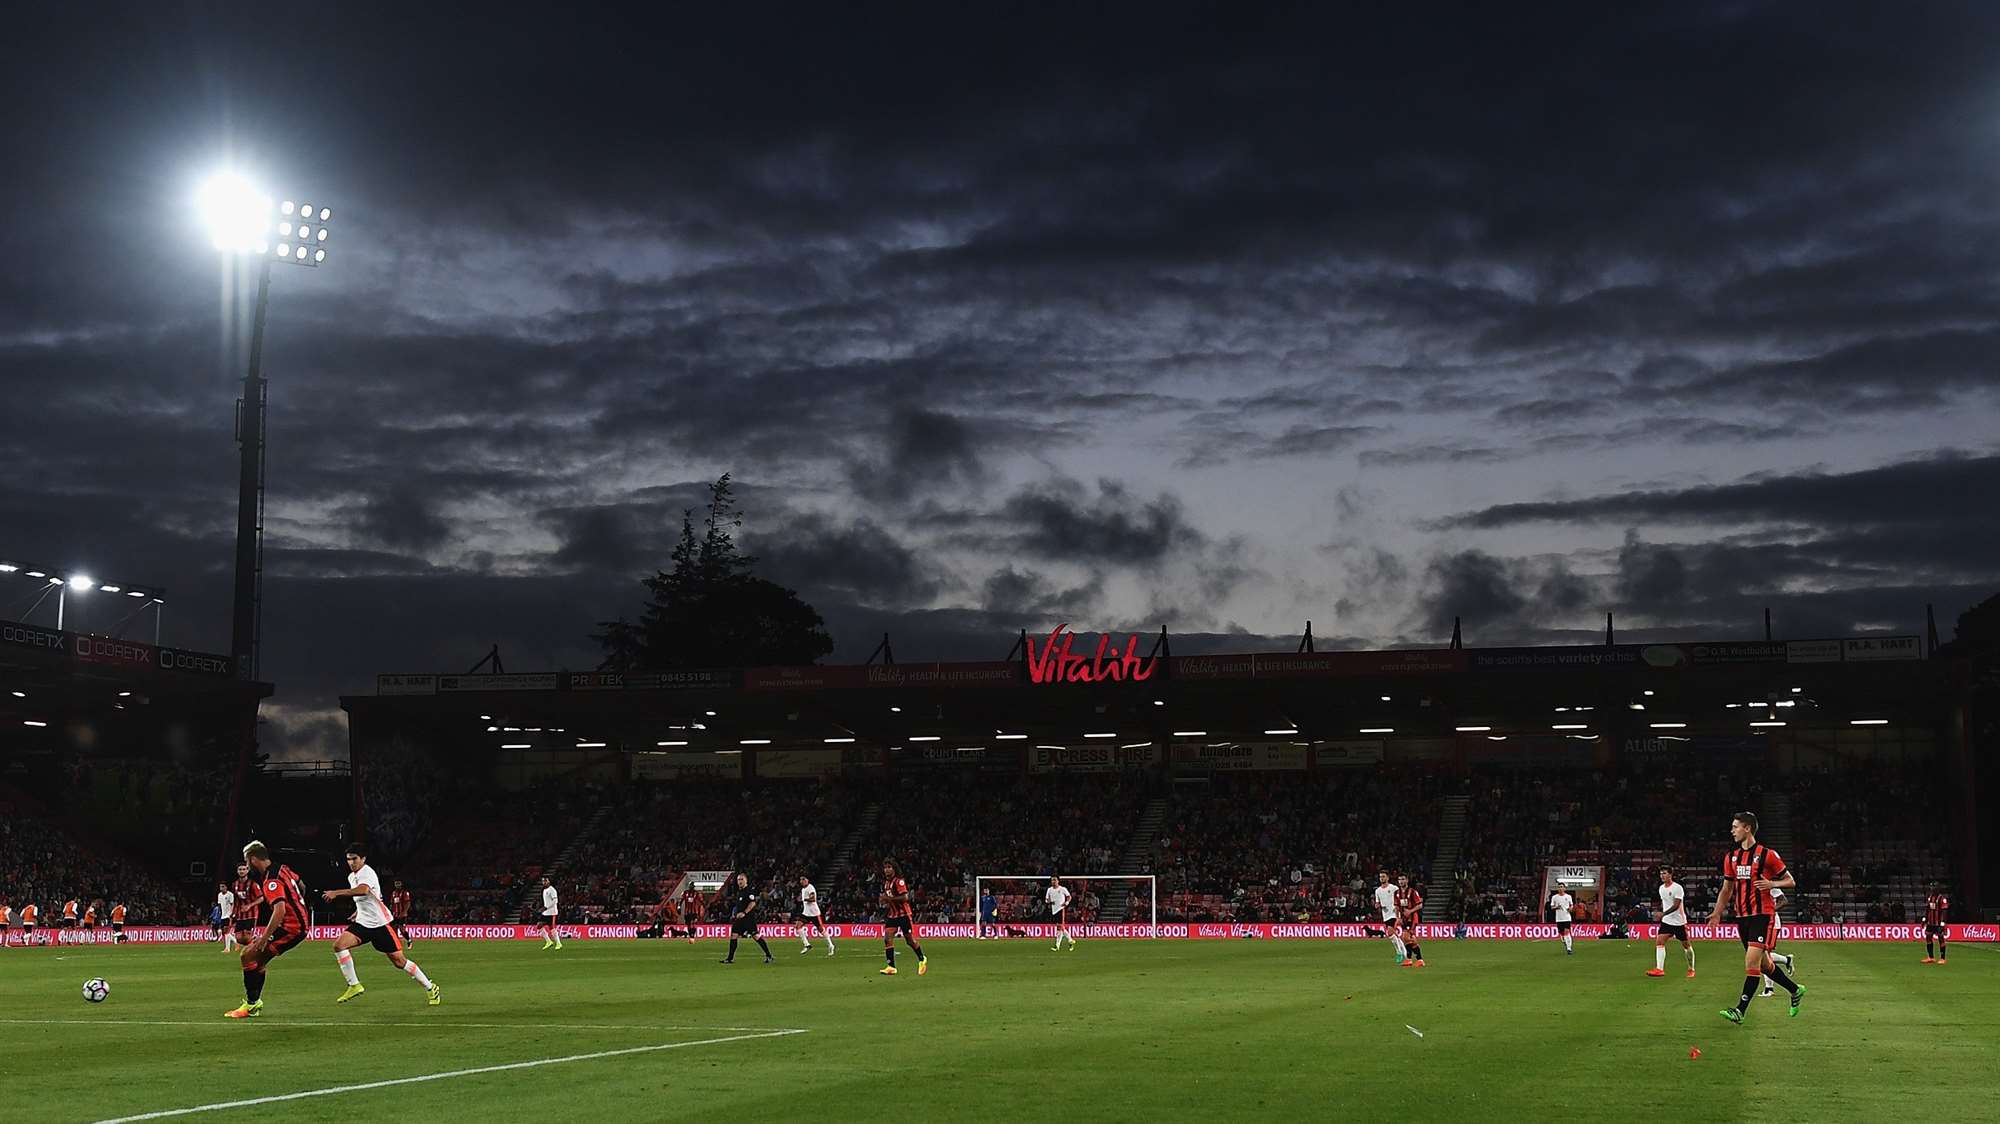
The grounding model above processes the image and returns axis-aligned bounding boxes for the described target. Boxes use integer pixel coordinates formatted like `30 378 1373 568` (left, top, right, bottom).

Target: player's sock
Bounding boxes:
725 938 739 961
1655 946 1666 971
1684 945 1696 970
245 969 266 1004
911 940 926 961
1926 937 1935 959
824 932 836 953
402 959 433 988
883 941 896 967
1737 975 1757 1013
335 949 360 986
1564 935 1573 952
1765 963 1799 994
754 937 772 959
1938 938 1946 961
1406 943 1421 961
1392 935 1406 960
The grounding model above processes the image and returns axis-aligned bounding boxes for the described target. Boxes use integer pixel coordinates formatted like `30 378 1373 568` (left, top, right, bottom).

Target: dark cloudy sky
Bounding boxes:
5 3 1998 755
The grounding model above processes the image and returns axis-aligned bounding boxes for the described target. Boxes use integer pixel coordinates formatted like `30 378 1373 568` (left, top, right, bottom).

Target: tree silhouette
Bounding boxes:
592 475 834 670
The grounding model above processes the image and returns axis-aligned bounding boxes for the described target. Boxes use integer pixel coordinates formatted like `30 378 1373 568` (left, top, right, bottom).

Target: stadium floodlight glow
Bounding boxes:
499 742 530 749
197 171 272 254
739 738 771 745
99 584 121 593
1380 695 1391 702
1628 703 1645 710
656 740 688 747
1486 735 1508 741
1358 727 1394 734
1774 699 1796 708
1648 722 1687 729
1262 727 1298 735
1790 687 1803 693
1725 703 1742 708
704 709 717 716
1850 718 1890 725
24 569 46 578
1555 706 1569 712
1455 725 1491 732
126 590 147 598
1151 699 1164 706
67 574 94 592
1171 730 1208 737
909 735 941 742
576 741 607 748
1083 732 1118 739
485 726 498 732
23 720 48 727
824 737 857 744
9 691 24 698
993 734 1027 741
1552 723 1589 730
1750 720 1786 728
0 563 16 572
1642 689 1655 696
47 576 62 585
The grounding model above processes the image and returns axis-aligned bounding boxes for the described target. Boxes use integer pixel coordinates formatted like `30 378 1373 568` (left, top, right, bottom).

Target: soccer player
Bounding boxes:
1760 889 1797 997
227 840 310 1019
1374 871 1405 964
1649 866 1694 978
388 879 414 948
719 872 774 964
216 882 237 950
797 875 834 956
1922 882 1950 964
1549 887 1576 955
1708 811 1804 1024
0 901 11 948
232 863 259 952
539 875 562 950
110 902 127 944
61 898 79 930
321 843 440 1006
1395 875 1424 967
1046 875 1075 951
877 860 928 976
20 901 38 946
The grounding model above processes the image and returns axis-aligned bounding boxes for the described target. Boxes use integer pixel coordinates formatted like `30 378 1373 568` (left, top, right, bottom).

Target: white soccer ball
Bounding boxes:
82 978 109 1003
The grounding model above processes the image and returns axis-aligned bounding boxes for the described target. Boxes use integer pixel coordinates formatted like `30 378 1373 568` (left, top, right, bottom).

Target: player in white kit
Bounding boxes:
320 842 440 1006
797 875 835 955
1046 875 1075 950
1374 871 1405 964
1649 866 1694 977
1760 887 1795 996
540 876 562 950
216 884 238 951
1549 889 1576 955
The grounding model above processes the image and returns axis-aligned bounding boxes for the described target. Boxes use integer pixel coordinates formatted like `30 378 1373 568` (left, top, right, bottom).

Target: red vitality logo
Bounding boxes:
1025 623 1159 685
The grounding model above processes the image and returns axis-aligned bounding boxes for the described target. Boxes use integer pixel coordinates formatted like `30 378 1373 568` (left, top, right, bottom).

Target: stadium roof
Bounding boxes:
1 617 268 751
343 627 1948 764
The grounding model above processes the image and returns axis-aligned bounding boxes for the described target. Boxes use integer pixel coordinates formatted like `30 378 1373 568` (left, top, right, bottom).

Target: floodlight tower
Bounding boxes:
197 173 333 680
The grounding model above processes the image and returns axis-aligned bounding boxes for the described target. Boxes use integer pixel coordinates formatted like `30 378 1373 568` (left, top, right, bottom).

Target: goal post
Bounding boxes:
972 874 1157 938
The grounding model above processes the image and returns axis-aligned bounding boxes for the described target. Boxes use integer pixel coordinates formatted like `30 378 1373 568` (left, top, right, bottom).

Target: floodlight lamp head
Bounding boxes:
197 171 272 255
66 575 94 592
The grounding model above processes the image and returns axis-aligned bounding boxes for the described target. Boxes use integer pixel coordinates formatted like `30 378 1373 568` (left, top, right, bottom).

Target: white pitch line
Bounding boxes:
92 1028 807 1123
0 1019 797 1032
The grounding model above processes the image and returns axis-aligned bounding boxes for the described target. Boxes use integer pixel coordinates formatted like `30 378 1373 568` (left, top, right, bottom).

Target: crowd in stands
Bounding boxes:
0 783 194 926
1789 765 1948 923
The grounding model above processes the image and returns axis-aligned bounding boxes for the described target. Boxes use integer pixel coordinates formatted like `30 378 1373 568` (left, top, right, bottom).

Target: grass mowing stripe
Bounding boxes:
91 1029 808 1123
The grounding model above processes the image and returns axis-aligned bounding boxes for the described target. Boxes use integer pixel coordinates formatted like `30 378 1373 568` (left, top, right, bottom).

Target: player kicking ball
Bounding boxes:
1648 866 1695 978
1709 811 1805 1024
226 842 309 1019
1046 875 1076 951
320 843 440 1007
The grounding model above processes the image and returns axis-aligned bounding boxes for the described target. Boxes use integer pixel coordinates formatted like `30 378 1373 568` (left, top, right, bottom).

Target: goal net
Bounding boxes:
971 874 1158 938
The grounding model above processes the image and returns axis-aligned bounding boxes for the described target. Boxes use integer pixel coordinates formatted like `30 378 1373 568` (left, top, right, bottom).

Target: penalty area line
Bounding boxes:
92 1028 807 1123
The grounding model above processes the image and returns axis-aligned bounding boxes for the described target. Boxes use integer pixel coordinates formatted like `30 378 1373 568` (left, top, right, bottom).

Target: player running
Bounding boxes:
1046 875 1076 951
1395 876 1425 967
877 860 928 976
1649 866 1694 978
1374 871 1405 964
796 875 834 956
226 841 310 1019
539 876 563 950
1709 811 1804 1024
1922 883 1950 964
719 872 774 964
388 879 414 948
1549 887 1576 956
320 843 440 1007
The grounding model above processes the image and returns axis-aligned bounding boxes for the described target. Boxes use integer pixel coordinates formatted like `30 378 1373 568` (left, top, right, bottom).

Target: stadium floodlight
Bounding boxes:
716 749 742 756
500 742 531 749
1359 727 1394 734
909 735 941 742
889 705 902 712
1487 735 1508 741
992 734 1026 740
704 709 717 716
24 570 46 578
576 741 607 748
1643 689 1655 696
1380 695 1392 702
1648 722 1687 729
1151 699 1164 706
1628 702 1646 710
1455 725 1492 732
740 738 771 745
99 584 120 593
1552 723 1589 730
1262 727 1298 735
1750 720 1786 728
1850 718 1889 725
1171 730 1208 737
23 720 48 727
8 691 24 698
656 740 688 747
0 563 16 573
67 575 94 592
1790 686 1803 693
824 737 857 744
1084 732 1118 739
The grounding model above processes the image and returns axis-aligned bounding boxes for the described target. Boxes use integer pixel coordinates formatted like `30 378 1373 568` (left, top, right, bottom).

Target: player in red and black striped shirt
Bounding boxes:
1922 884 1950 964
1708 811 1804 1024
876 860 928 976
226 840 312 1019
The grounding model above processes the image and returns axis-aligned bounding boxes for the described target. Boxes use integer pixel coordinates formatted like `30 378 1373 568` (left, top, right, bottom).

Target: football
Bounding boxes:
82 978 109 1004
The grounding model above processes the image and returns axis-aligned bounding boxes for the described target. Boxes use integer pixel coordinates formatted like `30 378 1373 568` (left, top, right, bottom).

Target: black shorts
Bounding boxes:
801 914 826 930
111 922 124 932
234 918 256 935
540 915 558 928
883 915 913 936
61 918 76 928
1556 920 1572 933
346 922 403 955
1051 908 1067 926
1737 914 1776 950
1659 922 1688 941
730 916 760 937
1925 923 1946 937
250 928 306 967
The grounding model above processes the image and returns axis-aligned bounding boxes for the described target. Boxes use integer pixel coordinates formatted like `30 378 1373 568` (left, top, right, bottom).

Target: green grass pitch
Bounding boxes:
2 937 1992 1122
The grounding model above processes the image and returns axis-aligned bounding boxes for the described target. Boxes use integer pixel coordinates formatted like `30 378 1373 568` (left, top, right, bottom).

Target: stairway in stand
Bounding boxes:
819 802 881 888
1423 795 1472 922
515 802 616 921
1103 796 1169 923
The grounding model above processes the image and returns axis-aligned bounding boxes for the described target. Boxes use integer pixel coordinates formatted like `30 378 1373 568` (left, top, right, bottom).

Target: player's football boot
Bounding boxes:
800 945 812 955
335 984 365 1004
1719 1008 1744 1025
1645 968 1666 977
1921 956 1936 963
1400 959 1414 966
1789 984 1805 1017
918 955 929 976
224 1000 264 1019
879 965 898 975
1686 969 1696 979
542 939 553 950
426 984 442 1006
1413 959 1426 967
